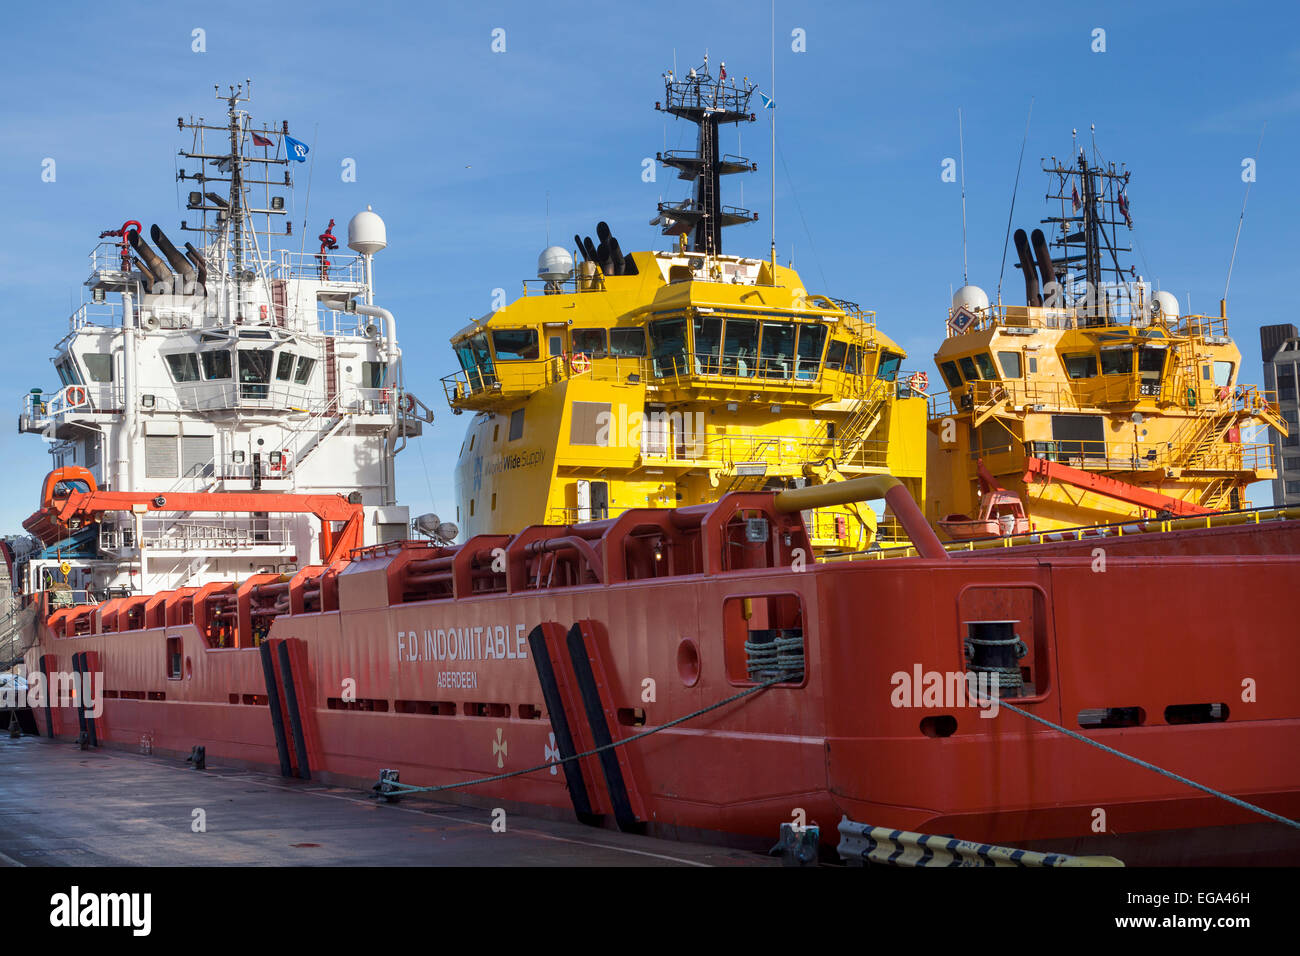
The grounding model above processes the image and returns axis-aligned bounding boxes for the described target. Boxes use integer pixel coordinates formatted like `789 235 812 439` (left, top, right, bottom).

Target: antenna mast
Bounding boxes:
653 56 759 257
959 107 968 286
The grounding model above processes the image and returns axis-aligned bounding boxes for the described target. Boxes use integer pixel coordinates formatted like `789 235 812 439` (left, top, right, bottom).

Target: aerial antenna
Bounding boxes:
958 107 968 286
296 123 320 262
769 0 777 270
996 97 1034 303
1224 123 1265 302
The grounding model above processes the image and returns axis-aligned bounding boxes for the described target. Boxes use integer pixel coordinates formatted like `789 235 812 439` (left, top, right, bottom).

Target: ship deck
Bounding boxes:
0 735 773 867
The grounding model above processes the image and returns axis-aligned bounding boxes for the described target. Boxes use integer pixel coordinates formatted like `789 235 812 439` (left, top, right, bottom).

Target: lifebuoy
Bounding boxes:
570 352 591 374
907 371 929 394
402 393 416 414
65 386 88 407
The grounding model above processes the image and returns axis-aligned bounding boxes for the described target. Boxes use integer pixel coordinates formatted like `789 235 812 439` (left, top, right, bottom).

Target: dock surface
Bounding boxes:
0 736 773 867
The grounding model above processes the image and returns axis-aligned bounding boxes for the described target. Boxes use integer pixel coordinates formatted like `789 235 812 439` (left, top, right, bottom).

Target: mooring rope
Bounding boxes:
985 696 1300 831
374 671 795 798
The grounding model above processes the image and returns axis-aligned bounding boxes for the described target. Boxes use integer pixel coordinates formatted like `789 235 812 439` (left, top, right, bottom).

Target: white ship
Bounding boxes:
7 82 435 632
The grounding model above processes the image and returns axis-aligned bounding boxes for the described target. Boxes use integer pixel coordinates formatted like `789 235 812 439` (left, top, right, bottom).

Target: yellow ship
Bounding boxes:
926 145 1286 536
442 58 926 551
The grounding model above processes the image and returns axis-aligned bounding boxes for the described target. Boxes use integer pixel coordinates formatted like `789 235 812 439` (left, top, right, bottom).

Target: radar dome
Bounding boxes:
1151 290 1180 321
538 245 574 281
952 285 990 313
347 206 387 255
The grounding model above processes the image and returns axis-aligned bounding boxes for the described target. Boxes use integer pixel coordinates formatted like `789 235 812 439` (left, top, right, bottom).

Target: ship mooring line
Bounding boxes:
985 696 1300 831
377 672 796 799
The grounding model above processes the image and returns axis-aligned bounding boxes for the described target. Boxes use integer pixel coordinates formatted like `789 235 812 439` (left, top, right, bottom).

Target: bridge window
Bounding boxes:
1100 347 1133 375
648 318 688 377
940 360 963 388
201 349 232 380
55 357 82 386
609 328 646 357
294 356 316 385
238 349 273 399
759 321 795 379
724 319 759 377
825 339 847 371
492 328 539 361
844 344 862 376
795 325 827 380
1214 361 1234 387
693 316 722 374
361 362 387 388
165 353 201 383
83 353 114 383
275 352 295 381
572 328 606 355
996 351 1021 379
958 356 978 381
1063 353 1098 379
878 350 904 382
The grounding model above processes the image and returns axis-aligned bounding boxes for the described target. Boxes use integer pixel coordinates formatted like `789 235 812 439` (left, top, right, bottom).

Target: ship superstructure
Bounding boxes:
443 59 927 551
926 142 1286 536
12 83 432 609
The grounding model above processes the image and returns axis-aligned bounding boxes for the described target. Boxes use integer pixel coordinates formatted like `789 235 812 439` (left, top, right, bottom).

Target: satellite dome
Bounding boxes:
952 284 990 313
347 206 387 255
538 245 574 281
1151 290 1179 321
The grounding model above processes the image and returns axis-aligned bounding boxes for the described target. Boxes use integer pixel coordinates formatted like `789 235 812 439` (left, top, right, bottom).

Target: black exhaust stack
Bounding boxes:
128 230 174 294
1030 228 1057 306
151 225 199 294
1013 229 1041 307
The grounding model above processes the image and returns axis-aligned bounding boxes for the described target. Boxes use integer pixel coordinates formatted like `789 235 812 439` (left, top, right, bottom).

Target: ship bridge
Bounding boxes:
926 143 1286 533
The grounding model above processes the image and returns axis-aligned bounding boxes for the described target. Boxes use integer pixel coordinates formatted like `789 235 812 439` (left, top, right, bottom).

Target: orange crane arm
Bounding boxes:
1023 457 1215 516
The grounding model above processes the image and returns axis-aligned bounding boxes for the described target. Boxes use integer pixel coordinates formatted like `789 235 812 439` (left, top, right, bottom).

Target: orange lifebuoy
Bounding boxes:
65 386 88 407
402 393 416 414
570 352 591 374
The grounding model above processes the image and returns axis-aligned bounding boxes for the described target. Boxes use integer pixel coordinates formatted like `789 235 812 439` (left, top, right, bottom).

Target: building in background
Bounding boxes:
1261 323 1300 505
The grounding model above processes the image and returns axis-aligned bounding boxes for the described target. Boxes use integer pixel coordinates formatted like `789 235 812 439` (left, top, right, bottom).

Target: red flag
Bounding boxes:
719 64 726 81
1117 190 1131 227
1071 181 1081 211
251 131 273 147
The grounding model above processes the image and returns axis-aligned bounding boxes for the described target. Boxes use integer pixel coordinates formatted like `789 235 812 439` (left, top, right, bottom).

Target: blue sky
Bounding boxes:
2 0 1297 530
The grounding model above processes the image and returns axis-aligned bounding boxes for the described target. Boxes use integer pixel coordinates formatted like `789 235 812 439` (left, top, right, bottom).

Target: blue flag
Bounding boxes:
759 92 776 109
285 135 310 163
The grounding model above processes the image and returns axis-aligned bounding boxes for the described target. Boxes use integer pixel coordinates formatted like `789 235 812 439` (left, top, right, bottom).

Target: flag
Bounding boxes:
1071 181 1081 211
759 92 775 109
1117 190 1131 227
250 131 273 147
719 64 727 81
285 135 310 163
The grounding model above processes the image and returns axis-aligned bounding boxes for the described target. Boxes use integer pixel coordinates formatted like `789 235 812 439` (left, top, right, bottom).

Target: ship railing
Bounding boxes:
19 383 117 425
695 432 891 470
68 298 132 332
99 515 293 553
520 274 607 296
270 249 366 286
1174 313 1230 340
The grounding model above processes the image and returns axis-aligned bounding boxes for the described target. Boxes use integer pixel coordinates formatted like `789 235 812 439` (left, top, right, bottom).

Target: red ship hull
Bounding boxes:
20 493 1300 864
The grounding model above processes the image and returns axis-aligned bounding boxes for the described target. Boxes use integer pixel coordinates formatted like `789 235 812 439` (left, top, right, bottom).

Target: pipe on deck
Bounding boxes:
773 476 948 559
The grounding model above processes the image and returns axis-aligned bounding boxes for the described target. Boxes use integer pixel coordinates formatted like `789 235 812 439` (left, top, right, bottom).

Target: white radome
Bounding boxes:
347 205 387 255
952 284 990 313
1151 290 1180 320
538 245 574 281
